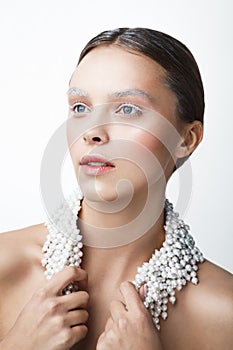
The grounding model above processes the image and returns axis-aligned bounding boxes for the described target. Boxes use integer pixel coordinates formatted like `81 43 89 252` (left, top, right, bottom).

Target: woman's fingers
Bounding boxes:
120 281 144 313
3 266 89 350
45 267 88 296
96 281 163 350
109 300 127 322
105 317 114 332
61 290 89 310
71 324 88 343
65 309 89 327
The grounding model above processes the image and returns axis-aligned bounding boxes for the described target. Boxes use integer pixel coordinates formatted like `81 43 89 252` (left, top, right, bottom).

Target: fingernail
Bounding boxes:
143 284 148 297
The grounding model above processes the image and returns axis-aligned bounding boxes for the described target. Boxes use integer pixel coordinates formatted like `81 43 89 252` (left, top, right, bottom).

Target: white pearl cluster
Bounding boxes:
133 199 204 331
42 190 204 328
42 188 83 294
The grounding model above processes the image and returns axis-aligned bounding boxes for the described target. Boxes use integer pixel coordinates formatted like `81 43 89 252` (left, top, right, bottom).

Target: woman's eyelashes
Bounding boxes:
115 103 143 117
69 101 143 118
70 102 91 115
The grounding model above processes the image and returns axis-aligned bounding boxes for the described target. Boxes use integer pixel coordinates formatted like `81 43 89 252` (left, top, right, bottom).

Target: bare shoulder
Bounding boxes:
161 260 233 349
187 260 233 347
187 260 233 319
0 223 47 282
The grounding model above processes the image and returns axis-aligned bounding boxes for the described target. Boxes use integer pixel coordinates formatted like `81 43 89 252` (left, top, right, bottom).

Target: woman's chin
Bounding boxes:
80 183 136 214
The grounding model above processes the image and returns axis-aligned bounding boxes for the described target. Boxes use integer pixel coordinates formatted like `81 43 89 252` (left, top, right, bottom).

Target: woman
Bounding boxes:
0 28 232 350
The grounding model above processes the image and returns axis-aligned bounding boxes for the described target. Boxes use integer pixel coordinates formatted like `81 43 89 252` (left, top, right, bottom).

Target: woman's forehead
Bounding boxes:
71 45 166 85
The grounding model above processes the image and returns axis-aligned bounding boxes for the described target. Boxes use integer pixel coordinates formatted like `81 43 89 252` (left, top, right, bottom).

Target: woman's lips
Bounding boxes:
80 155 115 176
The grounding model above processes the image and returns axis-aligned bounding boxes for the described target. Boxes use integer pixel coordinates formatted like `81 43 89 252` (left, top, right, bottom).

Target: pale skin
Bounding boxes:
0 46 233 350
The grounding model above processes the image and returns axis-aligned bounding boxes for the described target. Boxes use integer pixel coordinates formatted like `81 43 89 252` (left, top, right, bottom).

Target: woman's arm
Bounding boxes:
0 267 89 350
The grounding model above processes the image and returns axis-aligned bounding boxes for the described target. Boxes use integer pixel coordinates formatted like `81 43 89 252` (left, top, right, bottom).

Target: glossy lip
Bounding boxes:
79 154 115 176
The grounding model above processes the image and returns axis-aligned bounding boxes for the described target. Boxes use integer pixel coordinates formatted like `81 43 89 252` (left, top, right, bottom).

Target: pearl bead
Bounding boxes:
169 296 176 304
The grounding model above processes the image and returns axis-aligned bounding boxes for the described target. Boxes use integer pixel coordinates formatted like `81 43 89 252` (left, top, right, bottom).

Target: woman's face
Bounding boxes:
68 45 183 205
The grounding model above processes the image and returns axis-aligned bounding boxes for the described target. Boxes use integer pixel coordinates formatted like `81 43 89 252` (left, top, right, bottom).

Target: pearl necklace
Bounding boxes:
42 189 204 331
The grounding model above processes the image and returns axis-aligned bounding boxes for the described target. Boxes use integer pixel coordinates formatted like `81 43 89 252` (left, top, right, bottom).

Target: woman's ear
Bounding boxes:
174 121 203 158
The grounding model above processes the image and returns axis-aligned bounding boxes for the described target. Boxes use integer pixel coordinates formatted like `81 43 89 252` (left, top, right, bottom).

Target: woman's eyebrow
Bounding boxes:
67 87 153 101
67 87 88 97
110 89 153 100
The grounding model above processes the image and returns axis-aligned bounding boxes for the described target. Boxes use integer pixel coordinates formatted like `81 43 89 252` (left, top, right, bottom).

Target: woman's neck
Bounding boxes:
79 185 166 286
82 215 165 288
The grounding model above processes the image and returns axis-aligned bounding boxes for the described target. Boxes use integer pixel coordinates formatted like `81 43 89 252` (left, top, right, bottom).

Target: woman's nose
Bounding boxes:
82 128 109 145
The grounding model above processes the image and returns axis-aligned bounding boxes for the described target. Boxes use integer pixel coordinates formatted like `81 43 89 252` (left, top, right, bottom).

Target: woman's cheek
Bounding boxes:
131 131 173 170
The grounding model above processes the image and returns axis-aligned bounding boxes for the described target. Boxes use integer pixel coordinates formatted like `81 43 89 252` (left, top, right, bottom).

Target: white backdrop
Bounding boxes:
0 0 232 271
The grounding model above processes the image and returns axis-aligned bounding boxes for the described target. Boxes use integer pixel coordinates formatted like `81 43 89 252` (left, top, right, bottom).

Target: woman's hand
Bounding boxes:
96 281 163 350
0 267 89 350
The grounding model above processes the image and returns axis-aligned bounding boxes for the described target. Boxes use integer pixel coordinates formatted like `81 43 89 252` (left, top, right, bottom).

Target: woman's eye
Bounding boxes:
116 104 142 117
70 103 90 114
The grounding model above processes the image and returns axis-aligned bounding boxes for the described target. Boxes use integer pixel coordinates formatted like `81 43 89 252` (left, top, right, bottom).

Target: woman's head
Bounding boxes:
68 28 204 206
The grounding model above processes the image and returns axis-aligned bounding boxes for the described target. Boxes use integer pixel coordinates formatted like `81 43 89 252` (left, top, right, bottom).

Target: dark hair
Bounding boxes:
78 27 205 124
